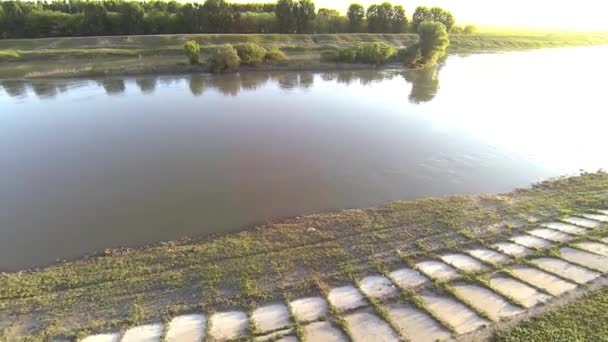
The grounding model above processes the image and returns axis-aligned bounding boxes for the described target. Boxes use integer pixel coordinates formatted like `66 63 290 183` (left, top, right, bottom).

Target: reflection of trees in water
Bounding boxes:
299 72 314 88
0 80 28 97
135 77 157 94
274 72 299 90
98 78 126 95
239 72 271 91
336 71 355 85
356 70 394 86
321 72 338 82
30 81 58 99
402 65 441 104
207 74 241 96
189 75 205 96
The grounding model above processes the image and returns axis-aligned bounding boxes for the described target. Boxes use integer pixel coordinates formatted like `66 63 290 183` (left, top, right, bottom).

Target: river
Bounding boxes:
1 46 607 271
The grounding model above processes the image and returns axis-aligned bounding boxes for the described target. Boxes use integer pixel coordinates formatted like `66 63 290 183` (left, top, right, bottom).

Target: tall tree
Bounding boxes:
202 0 233 33
82 1 107 35
347 3 364 33
366 2 393 33
275 0 295 33
392 5 407 33
412 6 431 31
119 1 144 35
295 0 315 33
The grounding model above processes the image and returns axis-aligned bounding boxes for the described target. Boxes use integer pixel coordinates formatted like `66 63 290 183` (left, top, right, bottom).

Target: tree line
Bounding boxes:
0 0 463 39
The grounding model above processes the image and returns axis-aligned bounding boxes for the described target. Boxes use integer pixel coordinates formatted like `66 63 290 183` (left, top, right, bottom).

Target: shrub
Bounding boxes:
418 21 449 66
208 44 240 73
464 24 477 34
235 43 267 65
355 42 397 64
183 40 200 65
264 47 288 62
321 43 396 65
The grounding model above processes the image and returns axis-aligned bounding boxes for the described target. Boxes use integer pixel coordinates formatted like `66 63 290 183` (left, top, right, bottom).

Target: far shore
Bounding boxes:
1 32 607 79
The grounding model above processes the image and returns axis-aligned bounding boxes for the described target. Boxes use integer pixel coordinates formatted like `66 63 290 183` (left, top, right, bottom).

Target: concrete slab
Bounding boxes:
328 285 367 312
467 248 510 265
510 235 552 249
385 303 451 342
81 334 121 342
509 266 577 296
541 222 587 235
274 336 298 342
560 247 608 272
562 216 601 229
388 268 428 289
289 297 328 323
254 328 293 342
581 214 608 223
602 237 608 244
251 303 291 334
359 275 399 300
303 321 348 342
598 210 608 215
574 241 608 257
440 254 488 273
165 314 206 342
450 283 524 322
344 309 400 342
415 261 459 282
492 242 532 258
489 276 551 308
208 311 248 341
527 229 572 243
530 258 600 284
121 323 163 342
420 292 488 335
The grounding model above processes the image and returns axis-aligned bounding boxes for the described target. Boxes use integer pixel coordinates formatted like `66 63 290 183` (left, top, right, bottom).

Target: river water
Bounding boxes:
1 46 607 271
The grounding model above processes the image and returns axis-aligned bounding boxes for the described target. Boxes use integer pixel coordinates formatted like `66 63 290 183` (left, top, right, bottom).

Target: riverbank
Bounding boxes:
1 171 607 339
0 32 607 78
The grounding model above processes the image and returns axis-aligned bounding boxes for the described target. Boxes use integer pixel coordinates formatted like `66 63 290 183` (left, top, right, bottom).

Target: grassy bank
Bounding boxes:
494 285 608 341
0 32 607 78
1 171 607 339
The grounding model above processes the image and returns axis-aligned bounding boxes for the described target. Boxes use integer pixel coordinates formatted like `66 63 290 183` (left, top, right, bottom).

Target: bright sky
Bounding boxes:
227 0 608 31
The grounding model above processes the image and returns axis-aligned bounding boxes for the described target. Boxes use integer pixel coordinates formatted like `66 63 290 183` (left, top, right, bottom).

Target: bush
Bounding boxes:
235 42 267 65
208 44 240 73
398 43 422 66
321 43 396 65
264 47 288 62
464 24 477 34
183 40 200 65
356 42 397 64
418 21 449 66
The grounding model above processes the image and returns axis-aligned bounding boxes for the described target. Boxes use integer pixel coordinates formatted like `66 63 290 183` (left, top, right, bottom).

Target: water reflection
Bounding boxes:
0 68 441 103
135 77 157 94
99 78 126 95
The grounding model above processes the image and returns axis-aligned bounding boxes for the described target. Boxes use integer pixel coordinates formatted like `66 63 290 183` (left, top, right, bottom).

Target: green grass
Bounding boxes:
494 286 608 341
0 172 607 339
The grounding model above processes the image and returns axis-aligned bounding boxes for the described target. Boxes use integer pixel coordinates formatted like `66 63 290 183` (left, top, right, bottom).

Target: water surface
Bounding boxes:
1 46 608 271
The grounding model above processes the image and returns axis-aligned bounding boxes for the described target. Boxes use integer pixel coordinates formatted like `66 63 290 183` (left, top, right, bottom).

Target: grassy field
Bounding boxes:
0 32 607 78
1 171 607 339
494 286 608 341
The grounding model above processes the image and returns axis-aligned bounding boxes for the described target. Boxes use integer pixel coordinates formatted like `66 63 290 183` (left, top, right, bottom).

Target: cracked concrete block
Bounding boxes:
388 268 428 289
328 285 367 312
527 229 572 243
165 314 206 342
559 247 608 272
530 258 600 284
252 303 292 334
121 323 163 342
359 275 399 300
420 292 489 335
440 254 488 273
509 266 577 296
573 241 608 257
303 321 348 342
289 297 328 323
208 311 248 341
510 235 552 249
489 276 551 308
492 242 531 258
562 216 600 229
415 261 459 282
344 309 400 342
385 303 451 342
541 222 587 235
450 283 524 321
467 248 511 265
81 334 121 342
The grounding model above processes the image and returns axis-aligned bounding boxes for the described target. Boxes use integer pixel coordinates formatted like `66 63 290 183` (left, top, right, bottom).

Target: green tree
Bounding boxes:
119 1 144 35
418 21 449 66
235 42 267 65
429 7 455 31
295 0 315 33
366 2 393 33
183 40 200 64
347 3 365 33
464 24 476 34
202 0 233 33
412 6 431 32
314 8 346 33
82 1 107 35
392 5 407 33
275 0 295 33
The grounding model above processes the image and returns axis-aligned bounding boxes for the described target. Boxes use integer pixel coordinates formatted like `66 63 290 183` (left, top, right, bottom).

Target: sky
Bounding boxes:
227 0 608 31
